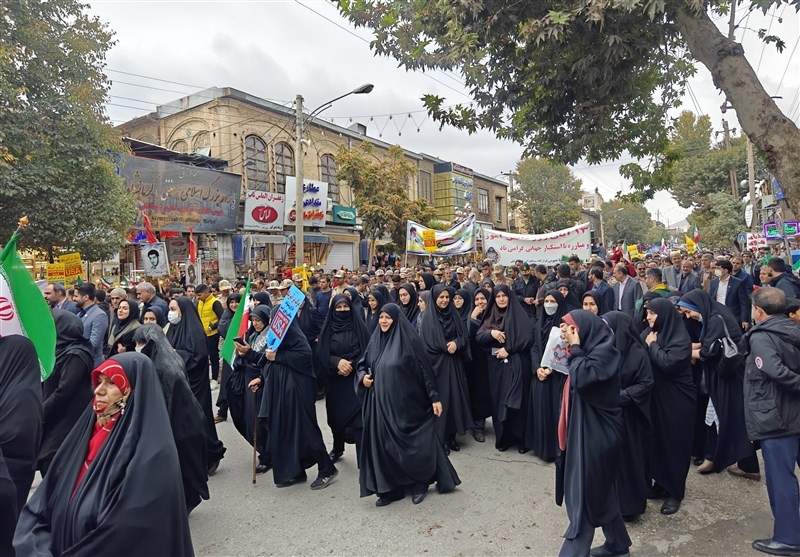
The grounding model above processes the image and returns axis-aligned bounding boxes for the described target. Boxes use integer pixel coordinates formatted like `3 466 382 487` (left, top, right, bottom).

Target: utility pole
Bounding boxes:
746 137 757 231
722 119 739 199
294 94 304 267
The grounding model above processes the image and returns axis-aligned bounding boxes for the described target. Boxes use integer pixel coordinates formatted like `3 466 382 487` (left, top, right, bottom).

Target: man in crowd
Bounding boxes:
196 284 223 385
741 250 762 287
480 260 492 281
567 255 588 296
766 258 800 298
677 260 702 294
710 260 751 330
743 288 800 556
464 269 480 293
315 275 333 317
633 260 648 296
731 255 755 292
515 264 539 319
136 281 168 320
74 282 108 367
43 283 78 313
698 253 715 292
612 264 641 317
589 267 615 312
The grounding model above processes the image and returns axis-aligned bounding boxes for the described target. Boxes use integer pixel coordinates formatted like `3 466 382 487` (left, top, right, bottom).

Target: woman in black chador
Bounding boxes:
602 311 654 521
528 290 569 461
134 324 209 512
38 310 94 477
166 296 226 474
677 289 759 478
365 290 386 334
356 303 460 506
467 288 493 442
396 283 420 329
556 310 631 557
641 297 696 515
474 284 533 451
14 354 194 556
315 294 370 464
420 284 473 453
250 307 338 490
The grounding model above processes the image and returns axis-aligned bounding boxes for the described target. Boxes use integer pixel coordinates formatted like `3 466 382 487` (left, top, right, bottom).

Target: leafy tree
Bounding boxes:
601 200 653 245
336 142 436 258
645 224 669 246
337 1 800 217
0 0 136 259
690 192 744 247
510 158 582 233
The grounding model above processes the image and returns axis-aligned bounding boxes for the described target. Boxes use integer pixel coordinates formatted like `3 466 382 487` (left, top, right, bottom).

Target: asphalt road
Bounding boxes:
188 391 776 557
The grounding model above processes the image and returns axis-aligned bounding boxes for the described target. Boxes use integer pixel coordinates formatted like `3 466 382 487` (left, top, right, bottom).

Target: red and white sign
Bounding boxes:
244 190 285 232
482 223 592 266
746 232 768 250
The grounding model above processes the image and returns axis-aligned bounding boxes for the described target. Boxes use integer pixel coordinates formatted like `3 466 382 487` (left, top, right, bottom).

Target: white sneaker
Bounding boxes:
210 379 219 391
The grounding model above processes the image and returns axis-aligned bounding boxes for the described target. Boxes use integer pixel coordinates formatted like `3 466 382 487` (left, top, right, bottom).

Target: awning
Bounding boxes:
283 233 333 245
245 234 290 246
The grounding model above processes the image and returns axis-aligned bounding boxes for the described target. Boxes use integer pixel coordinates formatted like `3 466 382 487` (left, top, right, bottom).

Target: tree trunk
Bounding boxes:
675 5 800 218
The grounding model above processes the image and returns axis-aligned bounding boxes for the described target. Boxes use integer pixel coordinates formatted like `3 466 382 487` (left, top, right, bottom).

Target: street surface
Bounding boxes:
187 392 775 556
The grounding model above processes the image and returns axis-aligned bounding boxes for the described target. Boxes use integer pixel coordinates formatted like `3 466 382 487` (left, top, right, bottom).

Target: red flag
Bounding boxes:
189 227 197 265
142 212 157 244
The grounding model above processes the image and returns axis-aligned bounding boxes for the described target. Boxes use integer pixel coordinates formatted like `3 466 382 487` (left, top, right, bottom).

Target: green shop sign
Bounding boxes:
332 205 357 225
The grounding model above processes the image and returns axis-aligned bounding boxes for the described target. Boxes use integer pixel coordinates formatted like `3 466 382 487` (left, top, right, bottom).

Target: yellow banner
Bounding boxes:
292 266 308 292
58 252 83 280
46 263 66 283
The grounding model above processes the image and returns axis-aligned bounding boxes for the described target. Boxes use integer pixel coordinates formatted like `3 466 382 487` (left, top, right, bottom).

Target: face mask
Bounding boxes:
714 269 723 277
544 302 558 315
167 311 181 325
134 345 143 353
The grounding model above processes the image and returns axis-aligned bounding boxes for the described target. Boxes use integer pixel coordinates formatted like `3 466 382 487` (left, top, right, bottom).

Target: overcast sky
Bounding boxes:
91 0 800 228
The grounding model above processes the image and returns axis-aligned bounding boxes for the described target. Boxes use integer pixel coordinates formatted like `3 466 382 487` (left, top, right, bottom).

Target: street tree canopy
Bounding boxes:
510 158 582 234
0 0 136 259
601 200 653 246
337 0 800 216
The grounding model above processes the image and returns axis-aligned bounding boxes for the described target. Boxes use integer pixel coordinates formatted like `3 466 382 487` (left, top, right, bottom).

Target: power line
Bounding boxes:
774 34 800 96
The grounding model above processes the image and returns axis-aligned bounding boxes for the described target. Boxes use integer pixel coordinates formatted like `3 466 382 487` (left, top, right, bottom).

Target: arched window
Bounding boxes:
275 142 294 194
320 154 338 202
245 135 268 191
171 140 188 153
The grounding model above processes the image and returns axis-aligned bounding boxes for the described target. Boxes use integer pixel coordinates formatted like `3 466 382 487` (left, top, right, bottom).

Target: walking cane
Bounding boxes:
252 387 259 485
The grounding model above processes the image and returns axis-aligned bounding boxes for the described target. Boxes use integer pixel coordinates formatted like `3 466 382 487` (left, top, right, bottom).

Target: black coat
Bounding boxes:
356 303 460 497
14 353 193 556
0 336 42 556
466 288 493 422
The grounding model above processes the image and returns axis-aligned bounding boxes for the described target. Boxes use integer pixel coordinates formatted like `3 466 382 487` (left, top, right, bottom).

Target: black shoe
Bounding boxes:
647 485 667 500
207 459 220 476
329 449 344 464
660 497 682 515
447 440 460 452
589 545 631 557
472 430 486 443
375 492 405 507
412 489 427 505
310 468 338 490
497 444 511 452
275 474 307 488
752 538 800 556
255 463 271 475
518 446 529 454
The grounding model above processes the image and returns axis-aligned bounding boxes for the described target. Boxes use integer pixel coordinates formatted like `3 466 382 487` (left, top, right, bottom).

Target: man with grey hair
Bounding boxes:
135 281 168 322
742 287 800 556
43 282 78 313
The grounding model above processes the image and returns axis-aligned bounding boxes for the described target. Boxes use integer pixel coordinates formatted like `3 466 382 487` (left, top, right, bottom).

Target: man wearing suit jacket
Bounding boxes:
697 253 715 292
612 264 642 317
741 250 762 287
589 267 615 312
710 260 752 330
663 252 683 290
44 282 79 314
731 255 755 293
677 260 702 294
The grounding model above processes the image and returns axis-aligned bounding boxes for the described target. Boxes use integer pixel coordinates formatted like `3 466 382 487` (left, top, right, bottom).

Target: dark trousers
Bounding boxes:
206 333 220 382
761 436 800 545
216 360 231 417
558 511 631 557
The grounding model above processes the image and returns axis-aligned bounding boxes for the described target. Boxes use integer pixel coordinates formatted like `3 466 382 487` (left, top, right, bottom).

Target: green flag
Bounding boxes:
0 232 57 380
221 279 251 366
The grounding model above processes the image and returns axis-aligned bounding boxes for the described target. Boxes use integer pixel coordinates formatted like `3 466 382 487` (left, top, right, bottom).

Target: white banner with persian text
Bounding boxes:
482 223 591 266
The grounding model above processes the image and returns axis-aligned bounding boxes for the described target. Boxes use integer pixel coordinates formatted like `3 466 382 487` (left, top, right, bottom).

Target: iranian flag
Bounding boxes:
221 279 251 366
0 229 57 380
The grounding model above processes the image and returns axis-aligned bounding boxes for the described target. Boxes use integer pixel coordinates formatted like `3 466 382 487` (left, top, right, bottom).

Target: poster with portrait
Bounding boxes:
185 259 202 286
139 242 170 276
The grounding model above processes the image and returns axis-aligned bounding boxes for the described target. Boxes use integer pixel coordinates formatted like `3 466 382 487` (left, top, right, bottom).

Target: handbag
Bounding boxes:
716 315 739 359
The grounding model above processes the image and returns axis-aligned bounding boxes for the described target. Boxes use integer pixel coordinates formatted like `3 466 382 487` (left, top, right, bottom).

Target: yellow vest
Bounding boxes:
197 297 218 337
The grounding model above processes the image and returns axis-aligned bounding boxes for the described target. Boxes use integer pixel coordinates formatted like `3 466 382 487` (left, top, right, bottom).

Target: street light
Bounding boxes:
293 84 374 266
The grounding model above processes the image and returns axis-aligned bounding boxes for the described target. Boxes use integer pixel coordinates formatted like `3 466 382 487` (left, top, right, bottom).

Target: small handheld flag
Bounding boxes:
221 279 251 366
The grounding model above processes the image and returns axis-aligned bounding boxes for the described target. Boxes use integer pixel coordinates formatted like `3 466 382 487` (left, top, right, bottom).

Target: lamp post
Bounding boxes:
293 84 374 266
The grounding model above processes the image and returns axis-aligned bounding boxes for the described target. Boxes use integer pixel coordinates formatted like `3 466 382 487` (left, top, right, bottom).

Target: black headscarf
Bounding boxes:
252 291 272 308
132 324 209 511
246 305 272 353
555 279 581 311
454 288 473 322
166 297 208 379
420 272 436 291
602 311 653 422
678 288 743 346
480 278 495 290
421 284 468 355
372 284 390 303
582 290 607 316
53 309 94 371
14 353 194 556
296 300 326 343
643 297 691 356
112 299 140 337
142 306 166 328
397 283 420 324
365 290 386 334
477 284 531 352
315 294 370 376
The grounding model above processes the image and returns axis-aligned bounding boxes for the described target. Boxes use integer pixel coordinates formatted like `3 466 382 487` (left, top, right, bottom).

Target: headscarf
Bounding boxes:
252 291 272 308
555 279 581 311
581 290 607 316
109 300 140 348
53 309 94 371
480 278 495 290
372 284 390 303
477 284 531 352
643 297 691 356
418 290 432 312
397 283 420 324
365 290 386 334
677 288 743 345
166 297 208 373
142 306 166 328
420 283 468 354
420 272 436 291
315 294 370 375
247 305 272 353
601 310 653 422
454 288 473 322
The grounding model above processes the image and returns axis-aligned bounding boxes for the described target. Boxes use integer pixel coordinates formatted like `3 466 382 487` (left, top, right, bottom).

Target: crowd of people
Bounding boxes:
2 244 800 556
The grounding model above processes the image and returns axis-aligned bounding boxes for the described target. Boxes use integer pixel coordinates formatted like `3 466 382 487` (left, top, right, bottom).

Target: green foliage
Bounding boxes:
645 224 669 246
336 143 436 252
510 158 582 234
0 0 136 259
601 200 653 245
690 192 744 247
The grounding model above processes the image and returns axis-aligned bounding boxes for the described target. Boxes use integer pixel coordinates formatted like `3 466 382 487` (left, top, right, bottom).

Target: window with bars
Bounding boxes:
477 188 489 215
245 135 268 191
320 154 338 202
418 170 432 203
495 197 503 222
275 142 294 194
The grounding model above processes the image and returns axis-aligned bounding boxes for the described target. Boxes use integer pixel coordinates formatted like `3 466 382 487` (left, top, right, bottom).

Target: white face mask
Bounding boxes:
167 311 181 325
714 269 723 277
544 302 559 315
134 345 144 353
